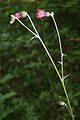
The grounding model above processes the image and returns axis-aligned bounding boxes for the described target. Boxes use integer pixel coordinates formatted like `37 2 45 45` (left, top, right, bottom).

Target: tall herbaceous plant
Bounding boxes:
10 9 75 120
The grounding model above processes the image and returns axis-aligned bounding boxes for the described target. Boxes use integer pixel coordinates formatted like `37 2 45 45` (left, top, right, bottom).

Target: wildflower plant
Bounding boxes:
10 9 75 120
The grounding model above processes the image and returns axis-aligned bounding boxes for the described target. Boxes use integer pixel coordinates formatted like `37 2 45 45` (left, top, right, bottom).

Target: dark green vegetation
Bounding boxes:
0 0 80 119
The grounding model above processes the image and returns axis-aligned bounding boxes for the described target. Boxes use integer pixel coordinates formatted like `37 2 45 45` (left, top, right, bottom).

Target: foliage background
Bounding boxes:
0 0 80 119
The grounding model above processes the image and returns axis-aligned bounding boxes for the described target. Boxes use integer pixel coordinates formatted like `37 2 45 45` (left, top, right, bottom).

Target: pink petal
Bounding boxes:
36 9 50 19
14 12 22 18
36 9 46 19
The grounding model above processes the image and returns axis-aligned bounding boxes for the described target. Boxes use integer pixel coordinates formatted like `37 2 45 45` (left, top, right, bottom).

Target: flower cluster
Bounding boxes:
10 11 27 24
10 9 50 24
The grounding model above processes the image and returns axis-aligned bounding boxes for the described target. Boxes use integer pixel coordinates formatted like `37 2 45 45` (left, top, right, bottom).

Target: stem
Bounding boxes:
61 81 74 120
13 16 37 37
51 13 74 120
38 36 62 80
26 13 62 80
14 12 74 120
51 13 64 78
15 16 61 80
26 13 38 36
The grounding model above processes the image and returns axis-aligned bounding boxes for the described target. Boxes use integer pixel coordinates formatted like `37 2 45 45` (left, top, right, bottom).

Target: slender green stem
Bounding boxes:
37 36 62 80
26 13 62 80
51 12 64 78
61 81 74 120
14 12 74 120
12 15 37 37
51 12 74 120
15 14 62 80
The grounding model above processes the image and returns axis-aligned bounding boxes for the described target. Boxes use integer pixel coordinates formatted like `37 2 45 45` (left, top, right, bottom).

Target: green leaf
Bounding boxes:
0 73 14 84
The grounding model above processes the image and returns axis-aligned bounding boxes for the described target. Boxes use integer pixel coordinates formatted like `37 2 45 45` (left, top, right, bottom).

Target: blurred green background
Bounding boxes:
0 0 80 119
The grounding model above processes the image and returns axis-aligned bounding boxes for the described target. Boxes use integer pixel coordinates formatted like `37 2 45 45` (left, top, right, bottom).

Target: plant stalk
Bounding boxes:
15 12 74 120
51 13 74 120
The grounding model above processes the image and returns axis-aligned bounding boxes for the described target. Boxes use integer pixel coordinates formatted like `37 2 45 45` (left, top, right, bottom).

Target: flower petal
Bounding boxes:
10 17 15 24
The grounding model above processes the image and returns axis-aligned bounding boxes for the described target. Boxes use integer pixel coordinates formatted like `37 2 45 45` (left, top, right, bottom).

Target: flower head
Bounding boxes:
36 9 50 19
10 11 27 24
14 12 22 18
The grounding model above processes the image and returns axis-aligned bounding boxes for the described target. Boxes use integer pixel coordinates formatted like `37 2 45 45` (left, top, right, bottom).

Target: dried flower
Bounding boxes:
10 11 27 24
36 9 50 19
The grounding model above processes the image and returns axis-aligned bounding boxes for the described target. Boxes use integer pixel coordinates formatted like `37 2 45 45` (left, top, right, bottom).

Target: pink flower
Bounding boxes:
14 12 22 18
36 9 50 19
10 11 27 24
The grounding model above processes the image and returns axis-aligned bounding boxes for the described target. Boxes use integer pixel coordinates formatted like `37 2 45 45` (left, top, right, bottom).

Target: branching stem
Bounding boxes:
14 12 74 120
